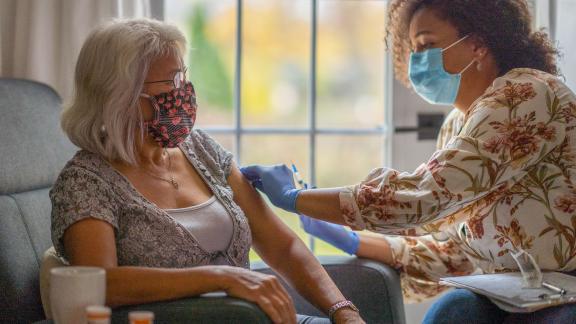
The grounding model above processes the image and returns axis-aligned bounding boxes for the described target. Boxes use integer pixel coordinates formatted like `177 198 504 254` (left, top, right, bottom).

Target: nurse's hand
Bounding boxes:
240 164 301 213
299 214 359 255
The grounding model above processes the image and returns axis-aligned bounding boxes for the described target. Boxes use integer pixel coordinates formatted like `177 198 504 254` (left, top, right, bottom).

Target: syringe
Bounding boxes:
291 163 308 189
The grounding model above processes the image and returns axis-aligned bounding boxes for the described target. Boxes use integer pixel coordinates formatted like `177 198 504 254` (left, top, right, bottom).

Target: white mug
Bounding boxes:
50 266 106 324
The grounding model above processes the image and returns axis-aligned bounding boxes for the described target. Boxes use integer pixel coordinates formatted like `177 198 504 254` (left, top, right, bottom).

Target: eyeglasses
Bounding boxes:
144 67 187 89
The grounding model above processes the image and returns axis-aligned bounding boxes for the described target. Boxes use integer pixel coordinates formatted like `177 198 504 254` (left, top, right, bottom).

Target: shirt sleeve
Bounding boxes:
340 76 566 234
194 129 234 179
436 108 463 150
50 166 118 259
374 110 477 302
384 230 477 303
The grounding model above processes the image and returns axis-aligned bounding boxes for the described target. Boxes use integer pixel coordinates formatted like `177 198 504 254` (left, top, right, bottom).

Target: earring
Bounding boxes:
476 61 483 71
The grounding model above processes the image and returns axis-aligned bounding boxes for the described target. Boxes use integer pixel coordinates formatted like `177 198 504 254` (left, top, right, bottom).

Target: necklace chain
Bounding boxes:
140 148 179 190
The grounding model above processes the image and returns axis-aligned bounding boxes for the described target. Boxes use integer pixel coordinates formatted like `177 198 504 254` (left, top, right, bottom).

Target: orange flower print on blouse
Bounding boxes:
339 68 576 302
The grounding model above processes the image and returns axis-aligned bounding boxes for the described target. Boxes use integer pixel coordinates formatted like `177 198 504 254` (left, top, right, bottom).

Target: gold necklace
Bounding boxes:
140 149 179 190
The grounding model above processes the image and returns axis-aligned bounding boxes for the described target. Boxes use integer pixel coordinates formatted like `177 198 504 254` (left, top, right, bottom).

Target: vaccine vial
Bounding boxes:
129 310 155 324
85 305 111 324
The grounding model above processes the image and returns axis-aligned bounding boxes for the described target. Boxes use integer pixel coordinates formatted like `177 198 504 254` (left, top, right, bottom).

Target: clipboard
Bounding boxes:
440 272 576 313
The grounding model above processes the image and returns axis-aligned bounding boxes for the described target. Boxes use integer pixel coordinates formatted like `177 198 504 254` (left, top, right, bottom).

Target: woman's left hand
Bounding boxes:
240 164 301 213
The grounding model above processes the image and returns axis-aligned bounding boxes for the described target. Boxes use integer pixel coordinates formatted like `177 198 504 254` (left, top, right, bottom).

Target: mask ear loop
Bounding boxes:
441 34 470 53
458 59 477 75
441 35 476 75
139 93 160 128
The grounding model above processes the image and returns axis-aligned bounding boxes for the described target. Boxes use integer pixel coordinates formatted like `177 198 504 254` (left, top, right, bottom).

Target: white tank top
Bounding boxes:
164 196 234 253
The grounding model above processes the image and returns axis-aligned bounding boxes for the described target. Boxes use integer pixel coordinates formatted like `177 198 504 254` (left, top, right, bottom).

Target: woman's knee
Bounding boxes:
423 289 507 324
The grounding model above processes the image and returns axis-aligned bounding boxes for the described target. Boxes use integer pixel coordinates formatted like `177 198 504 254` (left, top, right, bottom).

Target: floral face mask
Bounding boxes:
141 81 197 148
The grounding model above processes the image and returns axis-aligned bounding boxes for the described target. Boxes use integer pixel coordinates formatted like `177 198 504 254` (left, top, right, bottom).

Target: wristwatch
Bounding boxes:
328 300 359 323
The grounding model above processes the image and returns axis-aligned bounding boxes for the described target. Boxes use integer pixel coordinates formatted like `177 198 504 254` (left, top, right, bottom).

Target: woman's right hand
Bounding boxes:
216 266 297 324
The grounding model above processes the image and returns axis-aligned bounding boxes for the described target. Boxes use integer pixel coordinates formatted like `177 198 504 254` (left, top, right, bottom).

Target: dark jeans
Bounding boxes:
422 288 576 324
297 314 331 324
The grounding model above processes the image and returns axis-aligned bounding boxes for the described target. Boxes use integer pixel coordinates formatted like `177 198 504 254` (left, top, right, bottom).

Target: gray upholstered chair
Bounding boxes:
0 78 405 324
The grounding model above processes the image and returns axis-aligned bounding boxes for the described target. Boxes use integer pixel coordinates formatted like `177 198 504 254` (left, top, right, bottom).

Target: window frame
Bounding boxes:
163 0 393 251
169 0 393 182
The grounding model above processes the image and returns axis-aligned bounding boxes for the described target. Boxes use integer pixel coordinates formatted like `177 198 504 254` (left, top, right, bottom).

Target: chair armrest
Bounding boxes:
252 255 406 324
110 292 271 324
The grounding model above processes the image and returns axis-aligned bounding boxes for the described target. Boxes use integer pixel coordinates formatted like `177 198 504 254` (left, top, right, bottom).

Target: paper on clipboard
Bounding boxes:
440 272 576 312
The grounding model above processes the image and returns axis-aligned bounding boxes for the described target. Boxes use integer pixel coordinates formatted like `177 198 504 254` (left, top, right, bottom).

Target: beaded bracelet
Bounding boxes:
328 300 359 322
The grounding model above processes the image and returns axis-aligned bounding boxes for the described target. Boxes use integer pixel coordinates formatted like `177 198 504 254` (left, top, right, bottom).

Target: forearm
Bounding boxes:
355 233 395 266
105 266 224 307
296 188 346 224
267 238 345 314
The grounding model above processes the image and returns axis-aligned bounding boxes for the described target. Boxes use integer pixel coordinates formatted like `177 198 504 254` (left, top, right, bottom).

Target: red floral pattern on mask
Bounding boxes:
145 82 197 148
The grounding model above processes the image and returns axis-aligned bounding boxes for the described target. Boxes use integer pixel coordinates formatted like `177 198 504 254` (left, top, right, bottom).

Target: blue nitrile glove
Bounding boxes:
299 214 359 255
240 164 302 213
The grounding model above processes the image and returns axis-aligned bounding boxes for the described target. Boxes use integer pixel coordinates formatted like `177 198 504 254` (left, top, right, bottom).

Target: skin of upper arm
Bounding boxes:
227 162 299 265
63 218 118 268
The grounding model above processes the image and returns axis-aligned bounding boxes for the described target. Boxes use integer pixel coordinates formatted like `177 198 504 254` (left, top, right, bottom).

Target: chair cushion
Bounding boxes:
0 78 75 195
0 78 75 323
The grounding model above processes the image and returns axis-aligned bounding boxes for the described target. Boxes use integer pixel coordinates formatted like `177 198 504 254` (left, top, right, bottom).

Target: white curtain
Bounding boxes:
0 0 151 100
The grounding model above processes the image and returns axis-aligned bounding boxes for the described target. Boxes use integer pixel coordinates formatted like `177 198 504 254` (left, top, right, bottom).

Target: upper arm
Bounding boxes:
50 166 119 265
226 162 299 261
63 218 118 268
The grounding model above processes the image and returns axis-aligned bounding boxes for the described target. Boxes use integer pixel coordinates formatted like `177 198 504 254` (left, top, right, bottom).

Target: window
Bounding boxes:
555 0 576 90
165 0 391 255
531 0 575 89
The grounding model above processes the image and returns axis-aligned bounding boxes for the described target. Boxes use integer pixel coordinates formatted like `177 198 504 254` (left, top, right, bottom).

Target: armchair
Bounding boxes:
0 78 405 324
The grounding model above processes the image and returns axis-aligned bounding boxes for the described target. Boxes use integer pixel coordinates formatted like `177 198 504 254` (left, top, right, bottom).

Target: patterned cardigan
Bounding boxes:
340 68 576 302
50 130 252 269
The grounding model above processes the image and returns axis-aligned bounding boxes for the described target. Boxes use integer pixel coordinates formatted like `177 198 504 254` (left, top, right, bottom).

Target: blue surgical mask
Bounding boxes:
409 35 475 105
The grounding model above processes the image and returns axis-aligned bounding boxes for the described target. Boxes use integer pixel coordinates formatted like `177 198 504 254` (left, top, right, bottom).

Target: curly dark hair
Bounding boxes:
385 0 560 86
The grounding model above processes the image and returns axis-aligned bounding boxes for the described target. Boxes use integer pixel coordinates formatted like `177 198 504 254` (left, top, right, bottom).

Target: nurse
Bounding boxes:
241 0 576 323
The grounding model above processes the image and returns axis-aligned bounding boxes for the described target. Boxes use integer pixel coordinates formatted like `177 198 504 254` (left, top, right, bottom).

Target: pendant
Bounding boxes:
170 177 179 190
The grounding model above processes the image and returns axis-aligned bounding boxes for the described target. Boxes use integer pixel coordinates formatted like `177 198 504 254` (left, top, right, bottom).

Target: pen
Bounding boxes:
542 281 567 295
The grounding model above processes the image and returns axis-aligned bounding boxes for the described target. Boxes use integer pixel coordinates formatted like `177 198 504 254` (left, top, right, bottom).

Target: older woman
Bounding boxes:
240 0 576 323
50 18 362 324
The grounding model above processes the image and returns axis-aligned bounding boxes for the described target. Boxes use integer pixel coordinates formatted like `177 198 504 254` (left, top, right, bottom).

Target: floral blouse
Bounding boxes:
50 130 252 269
339 68 576 302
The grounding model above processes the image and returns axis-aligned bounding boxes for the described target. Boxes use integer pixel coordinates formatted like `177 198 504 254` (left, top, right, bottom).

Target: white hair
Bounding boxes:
61 18 186 165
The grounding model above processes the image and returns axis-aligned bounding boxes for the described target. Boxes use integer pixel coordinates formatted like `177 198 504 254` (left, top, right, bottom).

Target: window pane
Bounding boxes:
242 0 310 127
317 1 387 129
205 133 235 156
556 0 576 90
165 0 235 126
316 135 384 187
241 135 309 174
